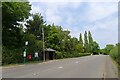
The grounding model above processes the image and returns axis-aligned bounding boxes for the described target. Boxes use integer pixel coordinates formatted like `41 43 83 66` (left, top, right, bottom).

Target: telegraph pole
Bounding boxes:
42 28 45 61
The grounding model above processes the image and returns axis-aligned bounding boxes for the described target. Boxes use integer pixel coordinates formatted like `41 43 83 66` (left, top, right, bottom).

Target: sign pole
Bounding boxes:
23 41 28 64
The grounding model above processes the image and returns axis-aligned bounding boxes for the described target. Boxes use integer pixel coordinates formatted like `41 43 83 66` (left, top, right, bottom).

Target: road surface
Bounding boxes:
2 55 118 78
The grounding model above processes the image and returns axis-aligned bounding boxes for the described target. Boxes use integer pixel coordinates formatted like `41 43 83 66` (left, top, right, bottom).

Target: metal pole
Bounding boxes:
24 57 25 63
42 28 45 61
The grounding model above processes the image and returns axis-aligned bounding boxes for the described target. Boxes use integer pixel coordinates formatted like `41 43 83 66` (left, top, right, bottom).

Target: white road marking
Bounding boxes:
58 66 63 69
75 61 79 63
33 73 37 75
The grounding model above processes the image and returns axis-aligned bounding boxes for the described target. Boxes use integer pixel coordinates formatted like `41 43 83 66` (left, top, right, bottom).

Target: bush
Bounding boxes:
2 46 24 65
62 51 91 58
79 53 91 57
110 45 120 65
55 51 63 59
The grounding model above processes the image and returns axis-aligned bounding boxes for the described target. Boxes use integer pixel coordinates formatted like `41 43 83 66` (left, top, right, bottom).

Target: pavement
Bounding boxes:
2 55 118 78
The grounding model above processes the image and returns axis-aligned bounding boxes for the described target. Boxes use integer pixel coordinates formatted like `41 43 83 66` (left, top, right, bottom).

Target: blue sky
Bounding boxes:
29 0 118 48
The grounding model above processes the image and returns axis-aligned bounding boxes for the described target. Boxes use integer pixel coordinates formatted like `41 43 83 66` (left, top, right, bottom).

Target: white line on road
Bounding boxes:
75 61 79 63
58 66 63 69
33 73 37 75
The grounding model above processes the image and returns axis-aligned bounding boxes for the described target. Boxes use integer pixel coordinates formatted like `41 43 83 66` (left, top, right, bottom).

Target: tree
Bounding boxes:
2 2 31 64
46 24 62 51
105 44 114 54
92 41 100 54
88 31 93 53
100 49 106 54
84 31 89 52
109 44 120 65
2 2 31 48
75 44 84 53
25 13 45 40
79 33 83 47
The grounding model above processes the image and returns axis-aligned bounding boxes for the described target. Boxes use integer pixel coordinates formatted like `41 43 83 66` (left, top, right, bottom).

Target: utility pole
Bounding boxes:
42 28 45 61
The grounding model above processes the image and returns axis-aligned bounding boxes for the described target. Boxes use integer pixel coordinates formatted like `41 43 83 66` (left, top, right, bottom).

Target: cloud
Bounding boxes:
29 0 119 2
80 2 118 23
66 15 73 25
82 15 118 48
29 2 82 25
29 1 118 48
46 12 62 25
30 3 44 15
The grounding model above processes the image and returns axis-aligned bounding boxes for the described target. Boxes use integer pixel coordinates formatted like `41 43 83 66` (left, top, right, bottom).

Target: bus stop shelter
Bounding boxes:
44 48 56 61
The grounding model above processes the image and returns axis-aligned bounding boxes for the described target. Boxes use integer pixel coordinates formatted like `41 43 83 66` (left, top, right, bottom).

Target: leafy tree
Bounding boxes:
100 49 106 54
88 31 93 53
79 33 83 46
25 13 45 40
105 44 114 54
84 31 89 52
2 2 31 48
92 41 100 54
75 44 84 53
2 2 31 64
46 24 62 51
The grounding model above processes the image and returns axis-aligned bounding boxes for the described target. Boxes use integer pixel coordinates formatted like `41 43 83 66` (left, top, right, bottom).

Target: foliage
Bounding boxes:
92 41 100 54
105 44 114 55
2 46 23 65
75 44 84 53
55 51 63 59
79 53 91 57
2 2 101 65
100 49 106 55
109 44 120 65
2 2 31 65
25 13 45 40
100 44 114 55
84 31 89 52
79 33 83 47
2 2 31 48
88 31 94 53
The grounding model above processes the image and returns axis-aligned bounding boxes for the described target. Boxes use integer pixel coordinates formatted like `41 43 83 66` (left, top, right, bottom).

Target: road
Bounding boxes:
2 55 118 78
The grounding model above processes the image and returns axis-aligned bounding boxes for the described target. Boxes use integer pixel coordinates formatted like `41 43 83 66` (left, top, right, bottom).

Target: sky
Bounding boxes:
29 0 118 48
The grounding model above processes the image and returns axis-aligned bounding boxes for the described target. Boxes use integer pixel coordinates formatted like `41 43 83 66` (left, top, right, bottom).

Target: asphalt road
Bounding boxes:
2 55 118 78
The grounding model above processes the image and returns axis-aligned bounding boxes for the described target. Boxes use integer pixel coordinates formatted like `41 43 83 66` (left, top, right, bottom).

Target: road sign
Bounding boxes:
23 51 26 57
25 41 28 46
35 52 38 58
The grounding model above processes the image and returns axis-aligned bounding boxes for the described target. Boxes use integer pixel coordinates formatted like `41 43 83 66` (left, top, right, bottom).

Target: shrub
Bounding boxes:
55 51 63 59
110 45 120 65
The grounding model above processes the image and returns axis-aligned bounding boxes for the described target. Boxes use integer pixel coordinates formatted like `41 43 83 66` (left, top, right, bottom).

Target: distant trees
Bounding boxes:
92 41 100 54
82 31 100 54
79 33 83 46
79 33 84 53
105 44 114 54
100 44 114 55
84 31 89 52
88 31 94 53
